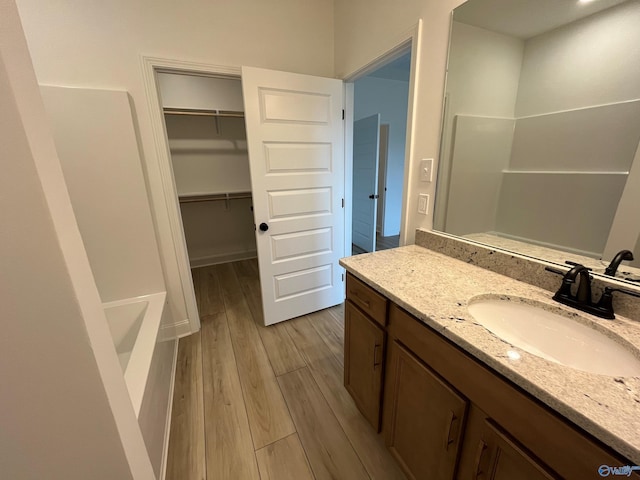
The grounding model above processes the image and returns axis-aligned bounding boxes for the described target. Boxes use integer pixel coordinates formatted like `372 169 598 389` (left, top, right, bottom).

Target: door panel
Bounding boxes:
344 301 385 431
270 228 332 261
384 340 468 480
264 143 332 172
352 114 380 253
242 66 345 325
473 420 559 480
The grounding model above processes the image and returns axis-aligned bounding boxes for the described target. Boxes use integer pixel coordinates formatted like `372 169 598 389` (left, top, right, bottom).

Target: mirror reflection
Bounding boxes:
434 0 640 284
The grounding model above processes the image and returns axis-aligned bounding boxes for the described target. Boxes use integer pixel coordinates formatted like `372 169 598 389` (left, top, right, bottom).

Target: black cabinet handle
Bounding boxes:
259 222 269 232
368 194 379 199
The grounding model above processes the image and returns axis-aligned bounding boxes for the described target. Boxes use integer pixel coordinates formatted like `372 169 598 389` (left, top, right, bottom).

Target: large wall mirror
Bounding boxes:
434 0 640 285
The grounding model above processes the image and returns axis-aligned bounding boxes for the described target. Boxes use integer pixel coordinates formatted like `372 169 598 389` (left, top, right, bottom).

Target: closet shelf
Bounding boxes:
164 107 244 118
178 191 252 204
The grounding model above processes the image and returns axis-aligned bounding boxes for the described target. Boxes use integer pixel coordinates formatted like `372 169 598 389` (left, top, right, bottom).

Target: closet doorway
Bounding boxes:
153 66 346 328
159 73 256 268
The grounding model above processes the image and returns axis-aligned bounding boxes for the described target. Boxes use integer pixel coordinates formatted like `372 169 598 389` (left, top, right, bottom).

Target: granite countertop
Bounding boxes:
340 245 640 464
464 232 640 283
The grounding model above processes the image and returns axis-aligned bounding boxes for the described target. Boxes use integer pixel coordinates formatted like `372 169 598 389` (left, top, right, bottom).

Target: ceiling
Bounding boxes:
453 0 631 39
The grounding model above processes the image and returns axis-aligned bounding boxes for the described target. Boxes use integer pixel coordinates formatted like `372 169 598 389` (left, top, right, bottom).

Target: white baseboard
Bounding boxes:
159 317 192 341
189 250 257 269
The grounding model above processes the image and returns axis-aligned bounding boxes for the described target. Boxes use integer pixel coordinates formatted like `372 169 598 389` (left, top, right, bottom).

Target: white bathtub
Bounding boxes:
103 292 167 416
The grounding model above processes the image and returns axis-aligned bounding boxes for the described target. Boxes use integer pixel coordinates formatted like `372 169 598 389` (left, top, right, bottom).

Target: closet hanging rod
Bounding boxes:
178 192 252 204
163 107 244 118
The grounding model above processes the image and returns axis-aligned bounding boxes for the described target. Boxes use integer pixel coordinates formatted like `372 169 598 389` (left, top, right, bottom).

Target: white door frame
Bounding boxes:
141 56 242 336
378 123 390 236
342 20 423 250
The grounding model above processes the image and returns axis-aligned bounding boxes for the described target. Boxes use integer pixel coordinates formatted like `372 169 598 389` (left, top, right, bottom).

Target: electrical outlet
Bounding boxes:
420 158 433 182
418 193 429 215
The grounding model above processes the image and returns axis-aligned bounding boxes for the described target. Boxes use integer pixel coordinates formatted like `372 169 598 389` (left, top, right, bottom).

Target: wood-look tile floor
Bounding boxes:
166 259 406 480
352 234 400 256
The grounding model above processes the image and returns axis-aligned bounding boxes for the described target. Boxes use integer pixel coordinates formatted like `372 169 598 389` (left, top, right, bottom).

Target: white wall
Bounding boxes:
15 0 335 330
40 86 166 303
515 1 640 116
436 21 524 232
605 140 640 265
166 114 251 196
335 0 465 244
497 2 640 257
138 334 176 478
446 22 524 119
446 116 515 235
159 72 245 112
0 2 153 476
354 75 409 236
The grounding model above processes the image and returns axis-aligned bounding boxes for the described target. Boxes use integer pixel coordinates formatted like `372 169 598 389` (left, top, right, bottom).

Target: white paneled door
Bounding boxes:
242 66 345 326
352 114 381 253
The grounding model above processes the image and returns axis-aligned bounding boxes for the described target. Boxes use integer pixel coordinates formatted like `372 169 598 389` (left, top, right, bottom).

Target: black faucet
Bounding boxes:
551 263 592 305
546 262 640 319
604 250 634 277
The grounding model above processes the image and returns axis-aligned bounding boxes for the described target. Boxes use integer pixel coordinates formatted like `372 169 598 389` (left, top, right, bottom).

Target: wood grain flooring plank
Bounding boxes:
232 258 258 281
200 313 260 480
217 262 246 302
327 302 345 326
218 263 296 449
278 367 369 480
307 307 345 366
236 269 307 376
287 314 407 480
195 265 224 317
255 433 315 480
165 332 206 480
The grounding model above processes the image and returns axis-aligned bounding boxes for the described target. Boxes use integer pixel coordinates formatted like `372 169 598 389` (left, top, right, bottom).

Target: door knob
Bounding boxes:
259 222 269 232
368 194 379 199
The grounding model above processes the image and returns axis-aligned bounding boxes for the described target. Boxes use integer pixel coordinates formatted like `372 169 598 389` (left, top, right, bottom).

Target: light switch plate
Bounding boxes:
420 158 433 182
418 193 429 215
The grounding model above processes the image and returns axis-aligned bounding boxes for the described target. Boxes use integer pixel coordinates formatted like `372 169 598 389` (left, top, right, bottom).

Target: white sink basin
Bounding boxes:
467 297 640 377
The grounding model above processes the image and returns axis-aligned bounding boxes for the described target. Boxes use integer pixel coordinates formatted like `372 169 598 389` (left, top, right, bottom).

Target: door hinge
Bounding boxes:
342 109 345 120
341 198 345 208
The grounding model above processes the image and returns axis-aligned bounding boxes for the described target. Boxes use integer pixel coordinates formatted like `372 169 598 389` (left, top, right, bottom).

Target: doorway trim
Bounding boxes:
141 56 242 336
342 20 423 249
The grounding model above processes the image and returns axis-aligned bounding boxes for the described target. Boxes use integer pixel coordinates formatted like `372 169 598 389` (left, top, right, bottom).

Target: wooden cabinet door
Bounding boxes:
383 339 468 480
471 420 559 480
344 300 385 430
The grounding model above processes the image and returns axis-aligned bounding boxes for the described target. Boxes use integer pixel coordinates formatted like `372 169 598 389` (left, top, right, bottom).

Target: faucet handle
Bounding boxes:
565 260 592 271
593 286 640 320
545 266 564 276
603 286 640 299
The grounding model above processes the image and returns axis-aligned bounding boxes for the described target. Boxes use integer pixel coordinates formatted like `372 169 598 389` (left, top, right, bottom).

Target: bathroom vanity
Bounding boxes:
341 246 640 480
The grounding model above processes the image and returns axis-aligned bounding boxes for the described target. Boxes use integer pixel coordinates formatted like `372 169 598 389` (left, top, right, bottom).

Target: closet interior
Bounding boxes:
159 72 257 268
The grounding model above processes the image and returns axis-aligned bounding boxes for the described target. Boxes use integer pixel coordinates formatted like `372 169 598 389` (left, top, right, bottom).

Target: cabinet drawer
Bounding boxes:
346 273 388 326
